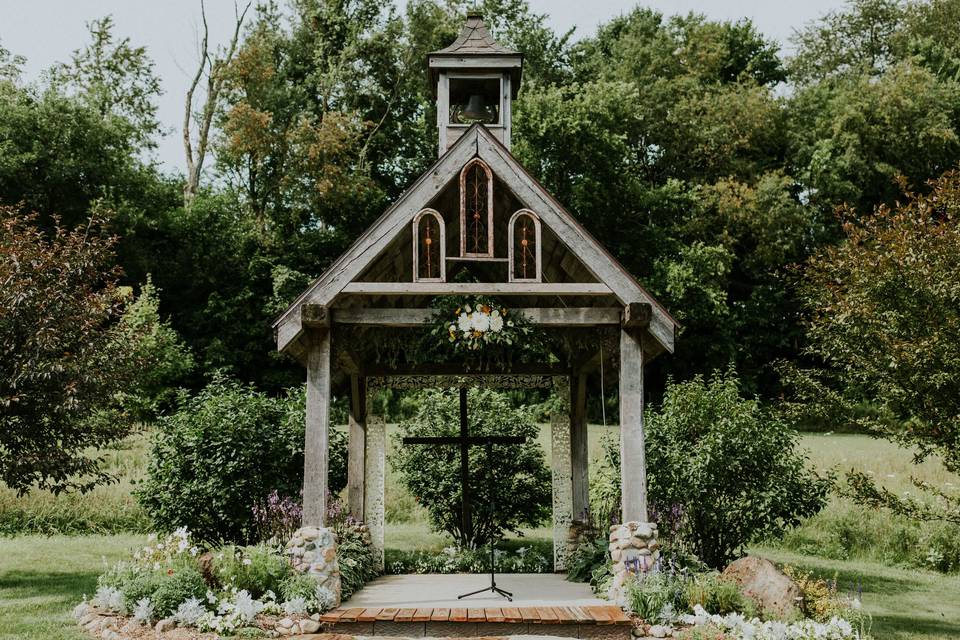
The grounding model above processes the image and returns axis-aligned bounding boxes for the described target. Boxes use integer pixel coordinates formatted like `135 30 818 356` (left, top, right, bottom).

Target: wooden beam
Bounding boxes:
622 302 651 329
362 362 569 377
332 306 621 327
302 304 330 328
619 329 647 523
347 375 366 521
570 373 589 520
303 330 332 526
341 282 613 296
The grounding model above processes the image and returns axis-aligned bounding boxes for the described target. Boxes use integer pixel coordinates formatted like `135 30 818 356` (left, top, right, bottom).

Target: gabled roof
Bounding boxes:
273 124 678 359
430 13 518 56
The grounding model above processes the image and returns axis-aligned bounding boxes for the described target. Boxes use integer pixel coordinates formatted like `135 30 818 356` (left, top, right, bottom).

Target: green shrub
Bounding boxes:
151 564 207 618
625 572 686 622
921 522 960 573
391 388 551 549
279 573 318 603
213 544 293 598
684 573 756 617
136 373 347 544
645 371 833 568
567 537 608 583
337 526 380 601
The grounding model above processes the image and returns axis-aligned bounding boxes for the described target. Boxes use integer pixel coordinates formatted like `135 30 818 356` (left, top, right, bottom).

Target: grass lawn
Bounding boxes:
0 534 144 640
750 546 960 640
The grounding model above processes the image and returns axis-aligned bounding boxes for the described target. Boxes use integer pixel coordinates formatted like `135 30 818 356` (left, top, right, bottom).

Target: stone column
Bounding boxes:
619 328 648 523
363 385 386 570
550 375 573 571
607 521 659 605
303 330 332 526
347 375 366 520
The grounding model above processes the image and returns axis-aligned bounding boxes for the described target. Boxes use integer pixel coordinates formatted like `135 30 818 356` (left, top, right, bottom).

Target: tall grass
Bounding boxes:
0 432 152 535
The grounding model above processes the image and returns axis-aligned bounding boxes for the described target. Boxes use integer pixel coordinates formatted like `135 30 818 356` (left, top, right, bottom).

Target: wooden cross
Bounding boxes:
402 387 525 544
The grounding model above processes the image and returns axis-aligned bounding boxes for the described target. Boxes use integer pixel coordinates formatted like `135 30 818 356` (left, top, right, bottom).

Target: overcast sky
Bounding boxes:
1 0 845 173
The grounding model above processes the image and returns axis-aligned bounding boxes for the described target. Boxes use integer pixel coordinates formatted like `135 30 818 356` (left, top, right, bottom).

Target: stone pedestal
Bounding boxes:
607 521 659 606
285 526 342 607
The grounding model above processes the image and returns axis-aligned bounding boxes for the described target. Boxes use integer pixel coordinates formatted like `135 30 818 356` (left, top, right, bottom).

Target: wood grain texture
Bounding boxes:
501 607 523 623
302 331 331 526
376 608 399 621
395 608 417 622
357 608 382 622
340 282 612 296
431 608 450 622
619 328 648 523
332 306 621 327
450 608 469 622
413 608 433 622
483 608 504 623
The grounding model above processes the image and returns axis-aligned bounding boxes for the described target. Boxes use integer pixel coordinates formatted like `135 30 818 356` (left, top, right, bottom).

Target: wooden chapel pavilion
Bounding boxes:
273 13 679 570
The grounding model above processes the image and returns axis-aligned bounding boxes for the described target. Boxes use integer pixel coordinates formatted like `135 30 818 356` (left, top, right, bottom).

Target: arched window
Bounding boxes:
508 209 541 282
412 208 445 282
459 158 494 257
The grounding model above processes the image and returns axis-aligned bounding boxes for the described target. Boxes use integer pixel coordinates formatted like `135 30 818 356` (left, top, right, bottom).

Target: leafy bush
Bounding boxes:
391 388 551 548
151 564 207 618
645 370 832 568
567 537 608 583
337 525 380 600
683 574 756 617
921 522 960 573
117 276 195 420
212 545 293 598
625 571 687 623
136 374 347 544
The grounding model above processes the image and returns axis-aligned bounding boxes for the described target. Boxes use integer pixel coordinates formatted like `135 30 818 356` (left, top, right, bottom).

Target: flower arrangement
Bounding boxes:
427 296 541 366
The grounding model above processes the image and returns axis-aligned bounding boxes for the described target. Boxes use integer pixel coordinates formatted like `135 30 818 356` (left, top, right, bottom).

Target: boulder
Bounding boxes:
722 556 802 619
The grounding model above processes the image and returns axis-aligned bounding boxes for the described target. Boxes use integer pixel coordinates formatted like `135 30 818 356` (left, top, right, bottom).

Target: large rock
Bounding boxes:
722 556 802 619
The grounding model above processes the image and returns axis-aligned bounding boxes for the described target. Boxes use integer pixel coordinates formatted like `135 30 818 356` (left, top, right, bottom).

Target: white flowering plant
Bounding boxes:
133 527 200 570
678 605 863 640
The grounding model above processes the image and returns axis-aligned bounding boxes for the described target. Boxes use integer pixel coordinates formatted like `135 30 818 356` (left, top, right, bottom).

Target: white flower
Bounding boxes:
242 558 252 565
233 590 263 622
174 597 207 626
489 314 504 332
457 312 472 332
491 308 500 317
132 598 154 624
190 546 199 556
94 586 125 614
471 311 490 332
283 597 309 615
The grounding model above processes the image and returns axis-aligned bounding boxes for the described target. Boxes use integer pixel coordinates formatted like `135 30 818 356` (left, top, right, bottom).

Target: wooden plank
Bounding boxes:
483 608 505 623
413 608 433 622
376 608 399 621
430 608 450 622
450 608 469 623
501 607 523 623
585 606 613 625
467 609 486 622
303 331 331 525
338 608 365 622
332 306 621 327
341 282 613 296
620 328 648 522
605 606 631 624
568 606 592 623
553 607 577 624
357 608 382 622
319 609 348 623
519 607 540 623
395 608 417 622
535 607 559 624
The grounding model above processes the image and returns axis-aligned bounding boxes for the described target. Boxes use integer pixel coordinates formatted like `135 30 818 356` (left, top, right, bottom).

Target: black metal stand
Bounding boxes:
458 439 514 602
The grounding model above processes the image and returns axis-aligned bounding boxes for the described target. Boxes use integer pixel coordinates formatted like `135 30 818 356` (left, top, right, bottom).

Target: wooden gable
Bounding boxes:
274 125 678 360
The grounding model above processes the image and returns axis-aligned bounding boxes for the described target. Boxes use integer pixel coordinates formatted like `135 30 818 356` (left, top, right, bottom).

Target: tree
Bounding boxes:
50 16 163 147
391 388 551 549
646 371 832 568
0 209 150 494
783 171 960 524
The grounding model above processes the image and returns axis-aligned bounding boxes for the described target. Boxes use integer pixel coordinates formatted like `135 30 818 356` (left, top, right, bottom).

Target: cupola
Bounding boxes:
428 13 523 155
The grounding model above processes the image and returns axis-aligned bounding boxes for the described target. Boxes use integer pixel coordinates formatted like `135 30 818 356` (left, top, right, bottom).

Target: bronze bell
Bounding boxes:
462 93 493 122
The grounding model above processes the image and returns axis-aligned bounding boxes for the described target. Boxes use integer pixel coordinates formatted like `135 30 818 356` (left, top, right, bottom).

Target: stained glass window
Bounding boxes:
413 209 445 281
459 159 493 257
509 209 541 282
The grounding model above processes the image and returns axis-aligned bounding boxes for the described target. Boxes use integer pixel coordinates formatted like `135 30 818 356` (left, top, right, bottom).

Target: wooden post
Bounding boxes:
619 328 648 523
347 375 366 520
570 372 590 521
303 329 332 527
